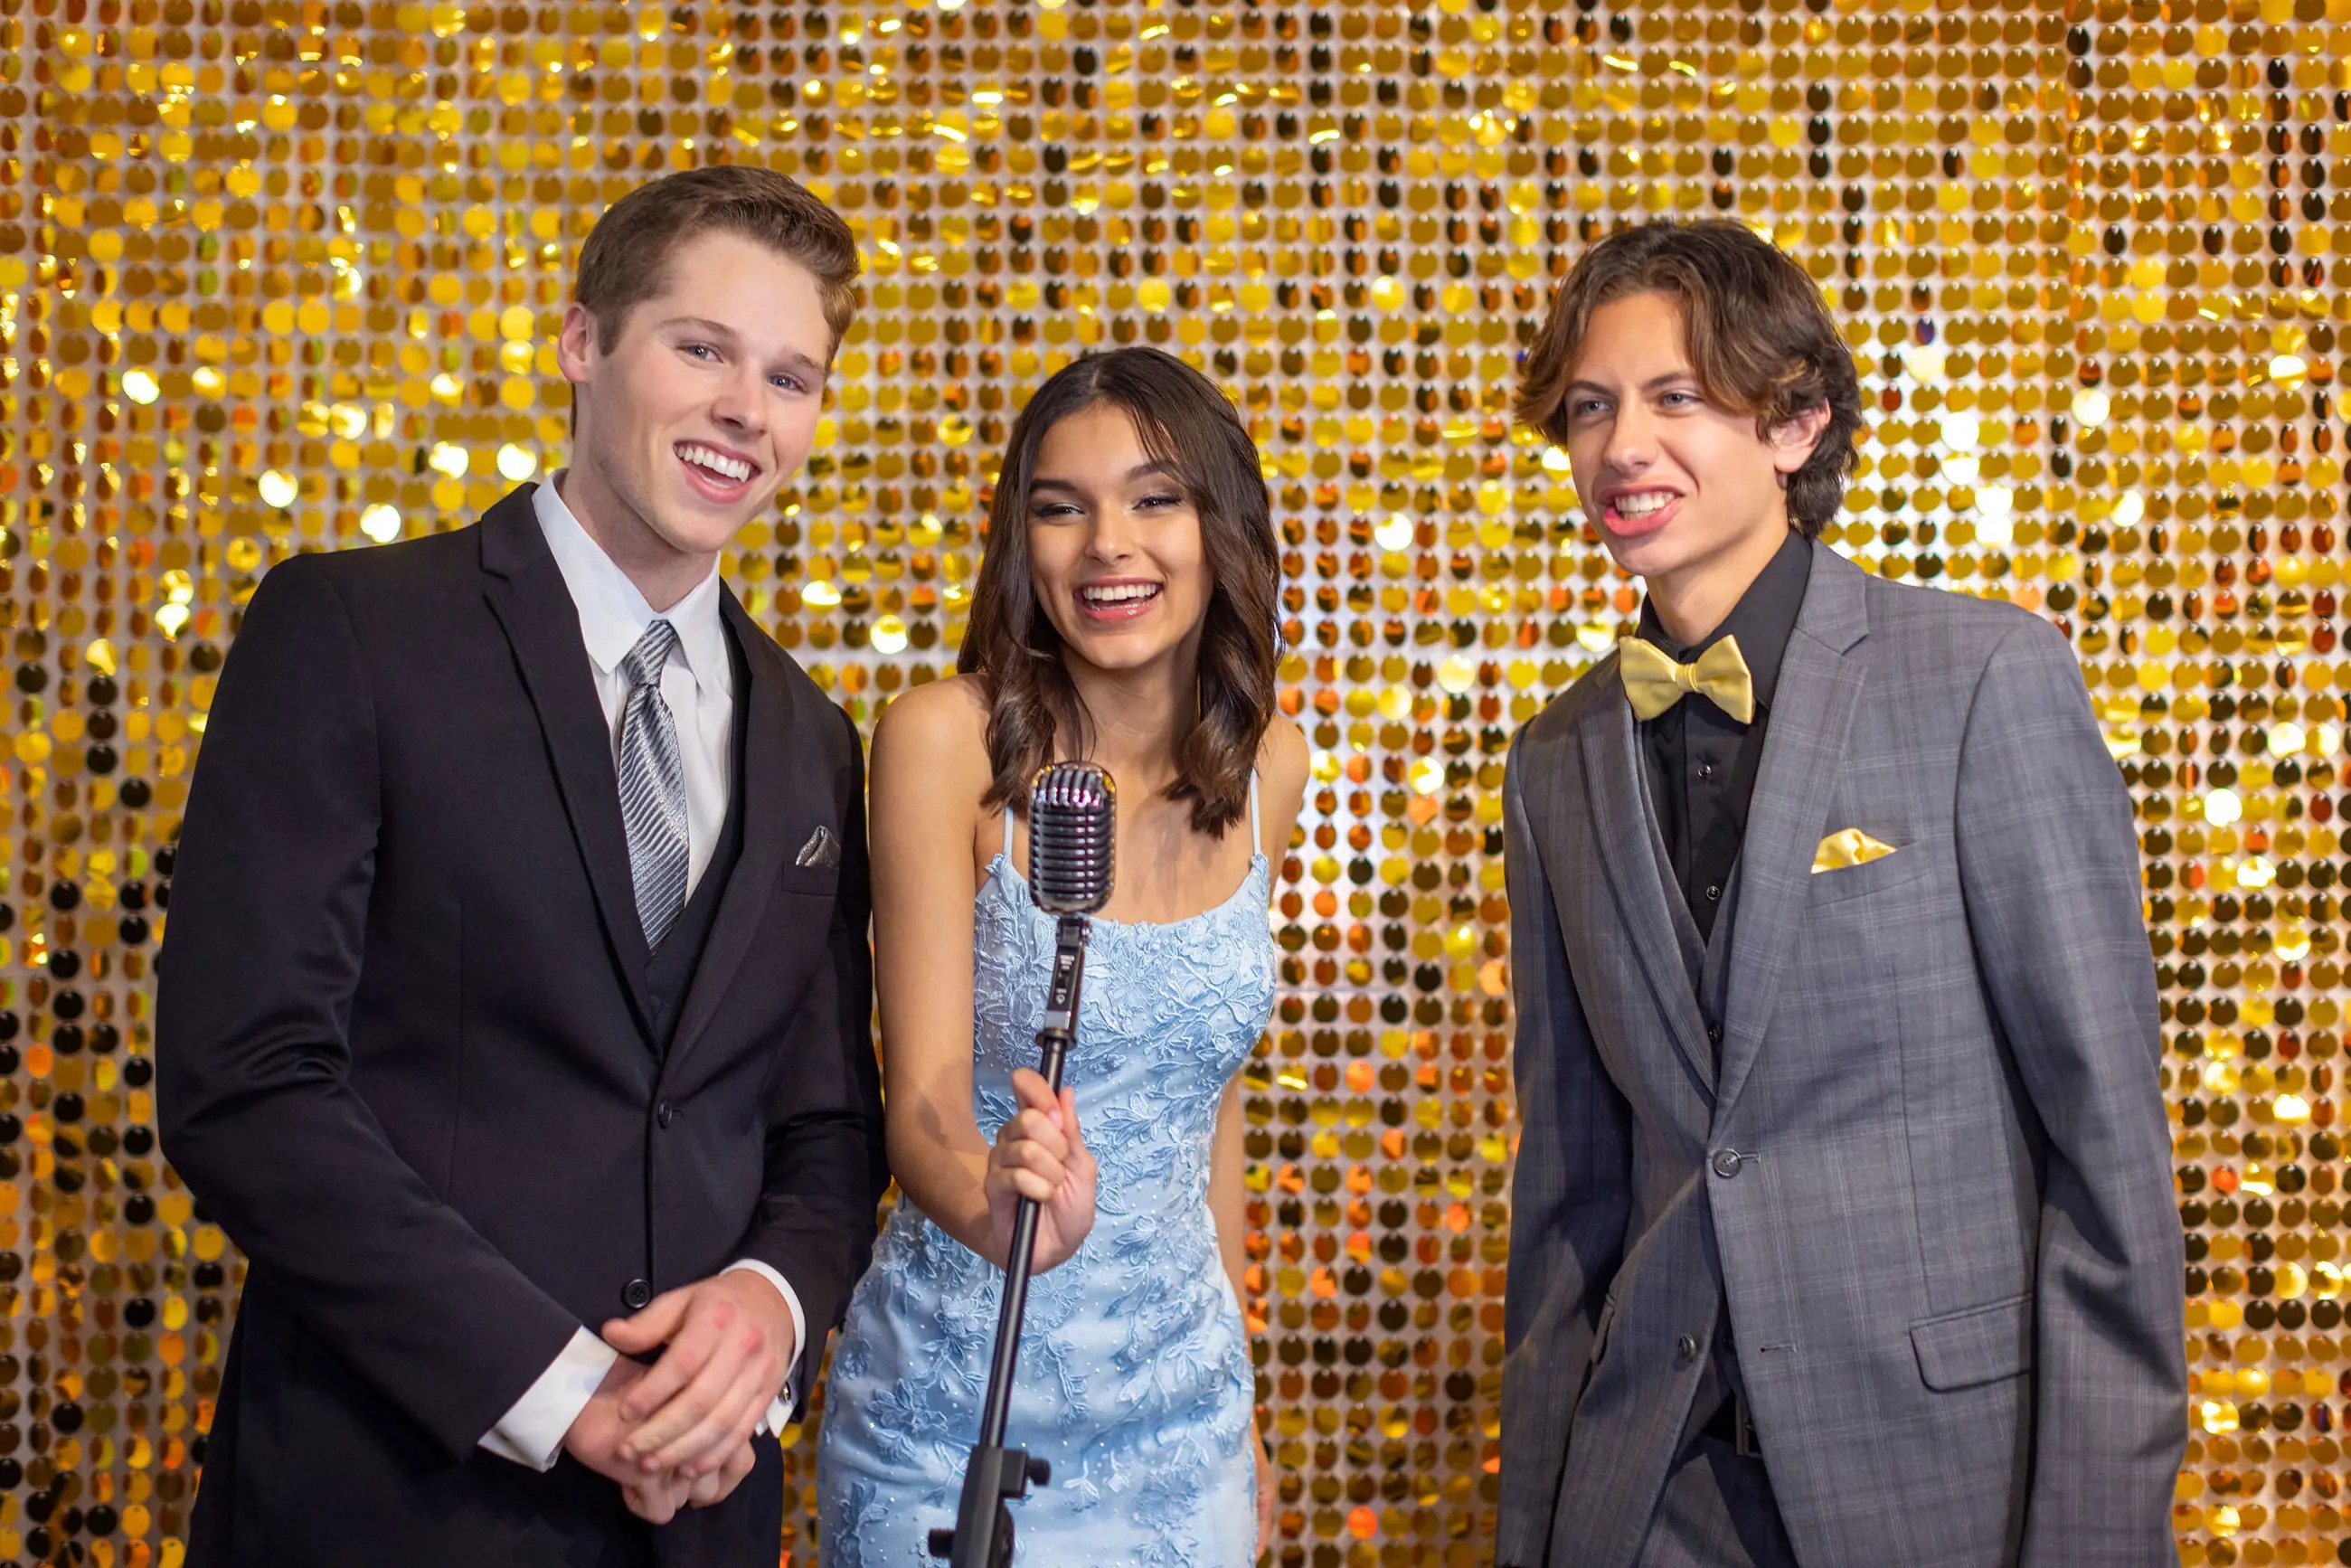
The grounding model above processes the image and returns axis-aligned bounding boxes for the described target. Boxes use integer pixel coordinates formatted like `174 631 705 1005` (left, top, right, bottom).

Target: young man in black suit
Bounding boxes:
158 165 890 1566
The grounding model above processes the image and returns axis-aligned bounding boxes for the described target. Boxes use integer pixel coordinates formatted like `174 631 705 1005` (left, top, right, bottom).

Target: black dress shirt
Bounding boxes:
1634 529 1813 944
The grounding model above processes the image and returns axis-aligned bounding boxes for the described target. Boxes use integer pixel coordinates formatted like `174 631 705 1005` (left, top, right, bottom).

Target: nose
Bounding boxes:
708 361 768 436
1084 504 1138 565
1601 400 1657 475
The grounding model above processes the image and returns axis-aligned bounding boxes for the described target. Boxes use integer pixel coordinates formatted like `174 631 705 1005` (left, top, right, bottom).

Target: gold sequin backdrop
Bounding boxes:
3 0 2345 1562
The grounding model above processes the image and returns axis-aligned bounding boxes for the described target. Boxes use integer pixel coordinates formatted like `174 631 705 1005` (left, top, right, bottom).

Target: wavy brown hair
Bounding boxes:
1515 220 1863 538
958 348 1279 836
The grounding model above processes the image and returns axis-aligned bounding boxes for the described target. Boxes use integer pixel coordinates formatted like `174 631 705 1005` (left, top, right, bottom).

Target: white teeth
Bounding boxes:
1079 582 1161 606
677 443 752 483
1614 493 1673 517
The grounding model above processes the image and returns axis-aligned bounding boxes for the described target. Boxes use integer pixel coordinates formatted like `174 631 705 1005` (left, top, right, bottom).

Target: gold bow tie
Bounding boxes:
1618 635 1756 724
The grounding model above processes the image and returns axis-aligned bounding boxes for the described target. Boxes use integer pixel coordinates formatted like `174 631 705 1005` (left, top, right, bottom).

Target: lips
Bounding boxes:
675 440 760 501
1074 581 1163 623
1600 489 1682 538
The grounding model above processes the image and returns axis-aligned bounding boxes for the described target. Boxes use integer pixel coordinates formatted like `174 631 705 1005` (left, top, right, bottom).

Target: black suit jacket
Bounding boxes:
156 486 889 1567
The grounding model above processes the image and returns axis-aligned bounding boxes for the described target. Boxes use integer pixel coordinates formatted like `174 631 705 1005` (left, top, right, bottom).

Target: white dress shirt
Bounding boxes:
478 476 807 1471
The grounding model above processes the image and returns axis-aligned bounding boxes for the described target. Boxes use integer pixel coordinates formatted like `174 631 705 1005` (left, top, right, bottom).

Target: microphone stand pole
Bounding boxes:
929 912 1091 1567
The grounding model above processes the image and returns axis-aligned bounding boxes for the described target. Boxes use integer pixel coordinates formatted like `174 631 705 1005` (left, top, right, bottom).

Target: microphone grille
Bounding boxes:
1026 761 1116 915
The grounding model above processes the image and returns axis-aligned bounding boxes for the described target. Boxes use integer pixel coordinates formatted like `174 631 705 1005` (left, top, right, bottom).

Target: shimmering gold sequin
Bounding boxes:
2 0 2344 1563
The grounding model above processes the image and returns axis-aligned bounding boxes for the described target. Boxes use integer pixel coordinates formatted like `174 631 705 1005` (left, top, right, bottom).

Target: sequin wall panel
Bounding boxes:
5 0 2346 1563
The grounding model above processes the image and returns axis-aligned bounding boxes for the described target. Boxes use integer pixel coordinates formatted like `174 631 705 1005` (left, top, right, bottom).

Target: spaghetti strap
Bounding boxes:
1247 770 1260 851
1002 800 1017 863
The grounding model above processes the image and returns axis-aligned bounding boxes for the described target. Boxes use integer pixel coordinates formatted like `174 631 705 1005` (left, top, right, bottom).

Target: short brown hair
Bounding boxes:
574 165 861 354
1515 221 1863 538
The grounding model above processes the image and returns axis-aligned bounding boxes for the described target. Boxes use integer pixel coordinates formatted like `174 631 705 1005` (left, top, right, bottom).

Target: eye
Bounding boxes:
1569 397 1610 419
1031 500 1084 521
681 343 718 362
770 373 807 393
1658 390 1700 408
1134 491 1186 510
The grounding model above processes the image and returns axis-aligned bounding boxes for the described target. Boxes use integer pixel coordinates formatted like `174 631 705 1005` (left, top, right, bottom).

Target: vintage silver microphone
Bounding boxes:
932 762 1116 1567
1024 761 1116 915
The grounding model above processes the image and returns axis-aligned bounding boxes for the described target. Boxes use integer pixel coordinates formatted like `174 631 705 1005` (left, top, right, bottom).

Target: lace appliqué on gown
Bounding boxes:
818 792 1273 1568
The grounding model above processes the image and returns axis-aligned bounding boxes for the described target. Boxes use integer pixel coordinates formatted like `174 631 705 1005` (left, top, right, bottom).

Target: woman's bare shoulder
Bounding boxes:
1256 711 1310 850
872 675 993 797
875 675 988 754
1259 711 1310 797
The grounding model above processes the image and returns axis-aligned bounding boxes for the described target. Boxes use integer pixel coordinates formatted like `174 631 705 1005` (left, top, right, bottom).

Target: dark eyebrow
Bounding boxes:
1030 460 1182 496
1563 373 1699 399
657 315 741 345
656 316 827 383
779 348 829 384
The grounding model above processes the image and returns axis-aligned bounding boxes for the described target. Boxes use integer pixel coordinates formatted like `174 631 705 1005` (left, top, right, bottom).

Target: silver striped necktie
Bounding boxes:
617 619 690 949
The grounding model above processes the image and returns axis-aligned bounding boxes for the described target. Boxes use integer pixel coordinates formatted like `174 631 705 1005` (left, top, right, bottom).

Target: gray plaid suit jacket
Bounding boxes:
1497 542 2185 1568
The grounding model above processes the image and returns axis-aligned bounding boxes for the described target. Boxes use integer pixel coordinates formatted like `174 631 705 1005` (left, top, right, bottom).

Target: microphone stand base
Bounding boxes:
927 1445 1052 1567
931 912 1088 1564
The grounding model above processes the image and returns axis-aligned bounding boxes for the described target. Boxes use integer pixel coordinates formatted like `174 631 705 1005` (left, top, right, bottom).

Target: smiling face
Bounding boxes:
555 228 834 604
1024 401 1213 683
1561 289 1825 636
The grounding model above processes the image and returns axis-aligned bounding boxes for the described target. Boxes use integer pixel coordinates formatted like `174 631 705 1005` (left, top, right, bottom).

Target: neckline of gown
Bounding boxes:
983 850 1269 934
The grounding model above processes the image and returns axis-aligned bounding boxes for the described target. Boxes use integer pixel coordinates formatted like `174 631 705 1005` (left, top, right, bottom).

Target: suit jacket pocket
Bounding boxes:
1808 841 1934 907
776 862 838 899
1910 1289 2035 1390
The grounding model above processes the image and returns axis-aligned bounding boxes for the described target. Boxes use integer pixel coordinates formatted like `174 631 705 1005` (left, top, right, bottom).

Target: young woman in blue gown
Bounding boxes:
817 347 1307 1565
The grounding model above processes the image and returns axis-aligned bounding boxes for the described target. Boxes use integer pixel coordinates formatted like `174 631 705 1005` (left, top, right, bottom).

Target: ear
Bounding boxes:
554 302 599 389
1767 402 1834 477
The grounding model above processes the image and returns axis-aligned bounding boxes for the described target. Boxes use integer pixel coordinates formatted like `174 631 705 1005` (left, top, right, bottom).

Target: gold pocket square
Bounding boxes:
1812 827 1899 874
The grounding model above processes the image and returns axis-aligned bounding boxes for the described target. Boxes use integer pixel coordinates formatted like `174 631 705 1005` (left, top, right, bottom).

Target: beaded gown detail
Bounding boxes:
817 781 1271 1566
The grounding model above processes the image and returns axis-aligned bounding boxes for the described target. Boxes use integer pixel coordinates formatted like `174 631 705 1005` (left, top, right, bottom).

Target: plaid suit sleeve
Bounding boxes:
1953 615 2186 1565
1497 726 1634 1566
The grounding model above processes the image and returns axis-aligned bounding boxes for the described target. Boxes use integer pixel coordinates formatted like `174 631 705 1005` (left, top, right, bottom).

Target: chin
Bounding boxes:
664 493 769 550
1064 634 1176 674
648 517 748 559
1608 524 1726 583
1599 535 1677 580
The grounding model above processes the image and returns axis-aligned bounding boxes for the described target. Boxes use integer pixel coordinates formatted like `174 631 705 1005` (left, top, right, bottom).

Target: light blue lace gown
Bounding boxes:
817 779 1271 1566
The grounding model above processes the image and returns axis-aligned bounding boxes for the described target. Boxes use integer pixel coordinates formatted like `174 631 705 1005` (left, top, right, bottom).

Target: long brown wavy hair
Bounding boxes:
958 347 1279 836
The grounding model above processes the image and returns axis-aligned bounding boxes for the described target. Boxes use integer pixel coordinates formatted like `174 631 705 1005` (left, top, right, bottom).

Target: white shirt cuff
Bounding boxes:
480 1327 617 1470
722 1258 806 1433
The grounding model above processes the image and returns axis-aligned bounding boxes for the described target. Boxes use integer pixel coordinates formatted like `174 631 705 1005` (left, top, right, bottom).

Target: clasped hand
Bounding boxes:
985 1067 1099 1273
561 1270 798 1523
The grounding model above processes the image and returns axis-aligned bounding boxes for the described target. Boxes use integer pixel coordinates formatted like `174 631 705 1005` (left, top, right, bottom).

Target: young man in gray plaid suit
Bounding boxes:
1496 221 2185 1568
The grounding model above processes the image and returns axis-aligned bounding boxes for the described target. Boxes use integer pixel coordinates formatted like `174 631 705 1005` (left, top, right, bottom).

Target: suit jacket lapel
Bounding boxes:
665 590 795 1072
477 486 659 1038
1714 543 1870 1119
1579 674 1717 1094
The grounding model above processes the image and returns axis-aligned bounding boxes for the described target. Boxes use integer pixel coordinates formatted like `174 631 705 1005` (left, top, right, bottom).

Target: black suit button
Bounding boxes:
1676 1334 1700 1365
621 1278 654 1311
656 1100 676 1129
1711 1148 1743 1179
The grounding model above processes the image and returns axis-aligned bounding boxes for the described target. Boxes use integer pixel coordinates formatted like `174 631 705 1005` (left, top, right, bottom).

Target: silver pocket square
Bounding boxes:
794 824 842 869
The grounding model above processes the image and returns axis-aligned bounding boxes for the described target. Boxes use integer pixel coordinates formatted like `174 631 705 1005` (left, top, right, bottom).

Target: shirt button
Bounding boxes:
621 1278 654 1311
1699 762 1715 779
1706 1023 1723 1045
656 1100 676 1129
1676 1334 1700 1365
1711 1148 1743 1179
1705 883 1723 902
